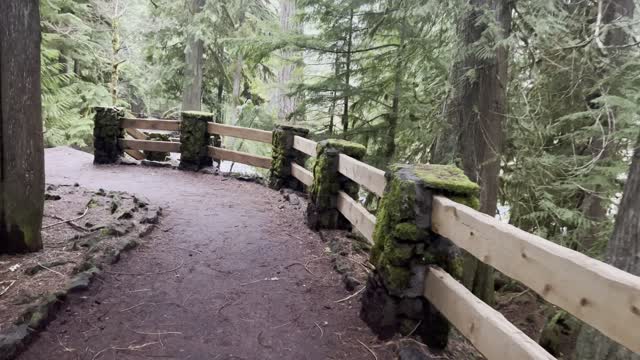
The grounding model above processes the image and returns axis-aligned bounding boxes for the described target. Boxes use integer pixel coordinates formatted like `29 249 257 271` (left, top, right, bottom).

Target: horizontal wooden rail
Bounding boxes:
431 196 640 354
336 191 375 244
208 123 272 144
293 136 317 157
291 163 313 186
119 139 181 153
424 267 555 360
207 146 271 169
338 154 387 197
124 128 146 160
120 118 181 132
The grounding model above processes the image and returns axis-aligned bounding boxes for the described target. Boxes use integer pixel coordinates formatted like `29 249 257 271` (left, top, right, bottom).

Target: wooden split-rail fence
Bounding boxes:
95 110 640 360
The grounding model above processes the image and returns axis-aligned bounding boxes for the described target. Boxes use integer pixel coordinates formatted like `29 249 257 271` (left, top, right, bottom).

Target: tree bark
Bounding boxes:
182 0 205 111
342 9 354 137
431 0 511 305
575 1 638 358
0 0 44 253
277 0 303 122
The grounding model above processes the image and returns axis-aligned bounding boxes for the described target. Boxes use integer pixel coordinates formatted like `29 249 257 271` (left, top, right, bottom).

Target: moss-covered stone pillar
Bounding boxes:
360 164 479 349
268 123 310 190
306 139 366 230
179 111 212 171
93 107 124 164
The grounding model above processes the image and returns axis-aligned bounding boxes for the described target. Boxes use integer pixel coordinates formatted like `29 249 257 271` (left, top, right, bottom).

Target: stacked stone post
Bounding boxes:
306 139 366 230
360 164 479 349
268 124 310 190
179 111 213 171
93 107 124 164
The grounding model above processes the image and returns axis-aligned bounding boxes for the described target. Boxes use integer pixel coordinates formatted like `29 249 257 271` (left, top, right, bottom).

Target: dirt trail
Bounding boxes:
19 147 393 360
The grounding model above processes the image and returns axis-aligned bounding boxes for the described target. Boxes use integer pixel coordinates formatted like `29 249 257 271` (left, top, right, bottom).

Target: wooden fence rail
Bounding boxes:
102 112 640 359
431 196 640 354
424 267 555 360
207 122 273 144
119 139 181 153
207 146 272 169
117 117 272 170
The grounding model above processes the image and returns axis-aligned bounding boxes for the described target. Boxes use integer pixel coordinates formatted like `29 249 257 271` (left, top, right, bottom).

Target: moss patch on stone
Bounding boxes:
413 164 479 195
181 111 214 120
322 139 366 158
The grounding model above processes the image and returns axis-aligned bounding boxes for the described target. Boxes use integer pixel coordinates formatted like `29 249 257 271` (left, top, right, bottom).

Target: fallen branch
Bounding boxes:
285 262 315 276
335 286 365 303
0 280 16 296
43 207 89 230
38 263 65 277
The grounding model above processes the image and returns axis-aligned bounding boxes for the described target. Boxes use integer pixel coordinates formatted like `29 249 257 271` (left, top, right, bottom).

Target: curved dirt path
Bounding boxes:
19 147 393 360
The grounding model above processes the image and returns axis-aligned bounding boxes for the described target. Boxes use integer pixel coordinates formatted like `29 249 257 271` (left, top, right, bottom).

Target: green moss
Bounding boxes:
413 164 479 195
322 139 367 159
382 263 411 290
450 195 480 210
393 223 427 242
181 111 214 120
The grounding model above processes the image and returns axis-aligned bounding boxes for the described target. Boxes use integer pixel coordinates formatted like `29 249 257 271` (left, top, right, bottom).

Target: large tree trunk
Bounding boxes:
0 0 44 253
182 0 205 111
110 0 122 105
277 0 303 122
575 1 638 358
431 0 511 305
342 9 354 138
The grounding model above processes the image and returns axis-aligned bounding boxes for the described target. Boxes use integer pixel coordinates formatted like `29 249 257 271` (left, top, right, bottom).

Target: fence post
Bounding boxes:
306 139 366 230
360 164 479 349
93 107 124 164
179 111 213 171
268 123 310 190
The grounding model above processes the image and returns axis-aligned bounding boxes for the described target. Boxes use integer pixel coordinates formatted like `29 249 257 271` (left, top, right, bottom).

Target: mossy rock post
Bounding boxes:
210 116 222 167
360 164 479 349
268 123 310 190
93 107 124 164
179 111 212 171
306 139 366 230
144 133 170 161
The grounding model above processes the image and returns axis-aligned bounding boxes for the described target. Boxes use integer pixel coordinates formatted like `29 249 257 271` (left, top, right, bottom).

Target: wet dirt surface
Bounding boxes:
19 147 395 360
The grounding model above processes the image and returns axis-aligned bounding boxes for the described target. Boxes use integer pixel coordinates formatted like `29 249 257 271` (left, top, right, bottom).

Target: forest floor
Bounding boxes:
5 147 560 360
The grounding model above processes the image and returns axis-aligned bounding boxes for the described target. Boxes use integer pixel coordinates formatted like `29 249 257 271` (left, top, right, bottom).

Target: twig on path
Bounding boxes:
43 207 89 230
314 322 324 338
285 262 315 276
104 260 184 276
240 277 280 286
57 336 75 352
38 263 65 277
358 340 378 360
506 288 530 303
217 297 240 315
335 286 365 303
129 329 182 336
0 280 16 296
405 320 422 337
113 341 159 351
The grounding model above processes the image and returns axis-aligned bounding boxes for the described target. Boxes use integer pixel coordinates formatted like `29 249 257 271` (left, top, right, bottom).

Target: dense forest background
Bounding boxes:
43 0 639 254
41 0 639 355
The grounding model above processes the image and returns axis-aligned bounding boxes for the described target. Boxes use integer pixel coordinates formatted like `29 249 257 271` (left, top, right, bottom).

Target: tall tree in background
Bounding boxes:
431 0 512 305
575 1 638 358
575 132 640 359
182 0 206 111
277 0 303 122
0 0 45 253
